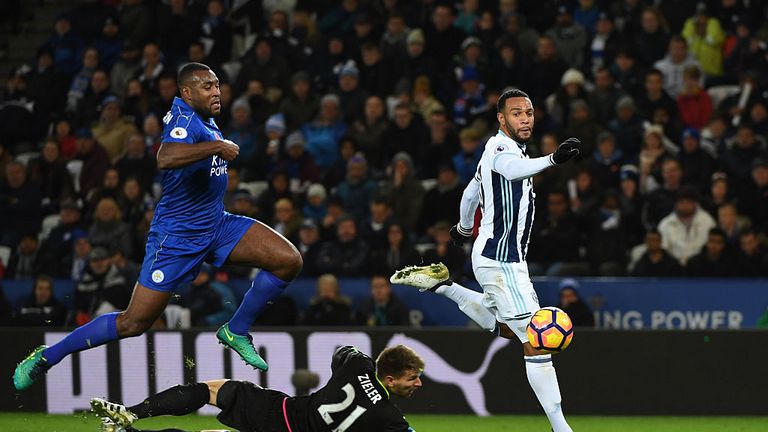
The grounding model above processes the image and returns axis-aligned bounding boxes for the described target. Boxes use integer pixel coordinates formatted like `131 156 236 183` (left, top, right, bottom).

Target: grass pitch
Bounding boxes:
1 413 766 431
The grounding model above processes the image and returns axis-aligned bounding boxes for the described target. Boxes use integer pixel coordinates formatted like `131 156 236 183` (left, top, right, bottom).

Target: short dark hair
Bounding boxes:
497 88 530 112
708 227 726 240
645 68 663 79
376 345 425 379
177 62 212 88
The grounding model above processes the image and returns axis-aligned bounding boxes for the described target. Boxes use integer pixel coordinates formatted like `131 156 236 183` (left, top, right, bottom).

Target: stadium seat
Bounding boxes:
15 152 39 166
66 160 83 193
0 246 10 268
38 214 61 242
239 181 269 199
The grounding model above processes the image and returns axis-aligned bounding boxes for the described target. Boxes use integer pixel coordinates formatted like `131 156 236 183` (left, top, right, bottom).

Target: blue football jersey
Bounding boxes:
153 97 228 235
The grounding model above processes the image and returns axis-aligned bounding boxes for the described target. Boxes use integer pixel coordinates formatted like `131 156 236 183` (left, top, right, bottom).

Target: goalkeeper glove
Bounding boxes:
449 224 473 246
551 137 581 164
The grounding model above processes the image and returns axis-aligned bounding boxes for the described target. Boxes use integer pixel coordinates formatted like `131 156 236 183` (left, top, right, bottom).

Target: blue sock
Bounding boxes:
228 270 288 335
43 312 119 366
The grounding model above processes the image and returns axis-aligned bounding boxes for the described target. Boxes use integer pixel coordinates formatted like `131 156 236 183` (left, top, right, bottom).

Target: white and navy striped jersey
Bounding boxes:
458 130 555 263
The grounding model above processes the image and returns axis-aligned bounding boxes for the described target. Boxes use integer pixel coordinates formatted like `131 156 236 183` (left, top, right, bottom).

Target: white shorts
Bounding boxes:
472 248 540 343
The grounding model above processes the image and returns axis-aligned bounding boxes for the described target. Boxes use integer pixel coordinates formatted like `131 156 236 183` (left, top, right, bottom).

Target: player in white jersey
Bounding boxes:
392 88 579 432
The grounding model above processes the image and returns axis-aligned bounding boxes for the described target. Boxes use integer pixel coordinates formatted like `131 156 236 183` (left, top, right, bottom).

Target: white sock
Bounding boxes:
525 355 572 432
435 282 497 332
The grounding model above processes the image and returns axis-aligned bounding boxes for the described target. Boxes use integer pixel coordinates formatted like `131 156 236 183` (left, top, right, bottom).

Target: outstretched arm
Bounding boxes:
492 153 554 182
156 140 239 169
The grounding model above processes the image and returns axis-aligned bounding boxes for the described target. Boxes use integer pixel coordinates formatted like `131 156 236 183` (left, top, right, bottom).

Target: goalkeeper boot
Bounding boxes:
390 263 452 292
13 345 51 391
216 323 268 371
99 418 127 432
91 398 138 428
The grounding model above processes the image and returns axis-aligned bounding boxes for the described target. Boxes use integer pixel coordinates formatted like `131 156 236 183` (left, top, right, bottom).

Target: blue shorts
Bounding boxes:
138 212 256 292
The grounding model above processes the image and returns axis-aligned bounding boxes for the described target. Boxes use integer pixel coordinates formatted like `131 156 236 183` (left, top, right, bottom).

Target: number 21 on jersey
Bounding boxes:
317 383 367 432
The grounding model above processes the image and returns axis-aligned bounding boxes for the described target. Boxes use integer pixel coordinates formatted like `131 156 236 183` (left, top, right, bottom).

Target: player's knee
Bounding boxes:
116 315 153 338
279 246 303 280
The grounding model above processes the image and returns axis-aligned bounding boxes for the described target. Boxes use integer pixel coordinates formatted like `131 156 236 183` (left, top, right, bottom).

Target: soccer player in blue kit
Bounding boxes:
14 63 302 390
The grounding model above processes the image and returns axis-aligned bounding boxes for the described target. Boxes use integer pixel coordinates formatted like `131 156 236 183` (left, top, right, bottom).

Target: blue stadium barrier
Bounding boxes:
2 277 767 328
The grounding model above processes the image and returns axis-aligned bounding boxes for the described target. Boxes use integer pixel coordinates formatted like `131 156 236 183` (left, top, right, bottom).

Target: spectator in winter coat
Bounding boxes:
14 275 67 327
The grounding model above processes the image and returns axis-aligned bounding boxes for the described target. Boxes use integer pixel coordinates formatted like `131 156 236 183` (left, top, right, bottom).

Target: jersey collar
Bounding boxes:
497 128 527 151
375 374 390 399
172 96 194 114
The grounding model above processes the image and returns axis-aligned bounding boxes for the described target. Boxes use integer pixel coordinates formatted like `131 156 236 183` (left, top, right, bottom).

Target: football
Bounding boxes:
526 307 574 353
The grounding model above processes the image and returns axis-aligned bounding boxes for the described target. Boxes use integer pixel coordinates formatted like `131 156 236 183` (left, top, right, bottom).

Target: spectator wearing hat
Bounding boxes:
685 228 736 276
677 65 712 129
634 7 670 66
333 62 368 124
588 130 624 190
296 219 323 277
279 71 320 132
630 229 683 277
0 160 42 248
39 14 84 76
557 279 595 327
657 185 717 265
368 222 421 277
316 217 370 277
524 35 569 102
545 6 588 69
381 102 429 166
453 66 485 127
93 16 123 71
274 131 321 187
304 183 328 222
637 68 679 123
738 159 768 235
618 164 645 246
679 128 716 192
422 221 466 279
638 125 673 192
38 199 86 277
14 275 67 327
380 152 425 232
336 153 377 222
28 138 76 211
642 158 684 229
457 36 489 81
452 127 484 184
273 198 303 245
549 68 590 127
92 95 139 161
349 95 388 168
419 164 462 233
302 274 353 326
608 95 644 159
110 42 142 98
403 29 438 85
224 98 260 168
682 4 726 79
74 246 129 325
301 94 348 169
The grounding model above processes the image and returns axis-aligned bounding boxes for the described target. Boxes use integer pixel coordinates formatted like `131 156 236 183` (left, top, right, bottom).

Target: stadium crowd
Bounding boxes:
1 0 767 327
